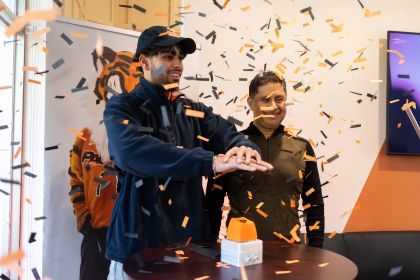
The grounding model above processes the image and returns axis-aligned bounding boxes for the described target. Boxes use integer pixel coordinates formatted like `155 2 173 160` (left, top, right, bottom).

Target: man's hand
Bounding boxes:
214 154 273 174
223 146 273 169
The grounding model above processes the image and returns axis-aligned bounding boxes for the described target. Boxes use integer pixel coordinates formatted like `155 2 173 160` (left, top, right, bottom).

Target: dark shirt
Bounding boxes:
209 122 324 247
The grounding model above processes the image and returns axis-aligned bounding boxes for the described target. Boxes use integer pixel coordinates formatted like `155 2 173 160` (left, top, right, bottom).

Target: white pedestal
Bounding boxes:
221 239 263 267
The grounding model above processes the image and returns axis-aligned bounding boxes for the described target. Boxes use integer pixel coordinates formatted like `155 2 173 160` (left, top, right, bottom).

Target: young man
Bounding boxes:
208 71 325 247
103 26 272 278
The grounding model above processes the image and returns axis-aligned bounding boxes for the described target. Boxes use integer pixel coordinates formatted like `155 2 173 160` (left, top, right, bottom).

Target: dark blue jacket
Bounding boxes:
103 78 259 262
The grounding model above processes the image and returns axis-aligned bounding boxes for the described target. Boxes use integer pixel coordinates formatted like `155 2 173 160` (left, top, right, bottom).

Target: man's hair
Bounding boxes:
249 71 287 98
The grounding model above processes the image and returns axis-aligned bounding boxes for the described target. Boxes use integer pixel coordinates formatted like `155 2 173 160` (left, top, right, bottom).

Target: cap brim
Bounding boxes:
154 36 196 54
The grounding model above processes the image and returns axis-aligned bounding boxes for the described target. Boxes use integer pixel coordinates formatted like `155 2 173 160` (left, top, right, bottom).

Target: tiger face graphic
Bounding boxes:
91 46 141 104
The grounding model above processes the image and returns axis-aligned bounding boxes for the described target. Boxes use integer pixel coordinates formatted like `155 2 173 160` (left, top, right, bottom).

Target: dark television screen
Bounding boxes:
387 31 420 155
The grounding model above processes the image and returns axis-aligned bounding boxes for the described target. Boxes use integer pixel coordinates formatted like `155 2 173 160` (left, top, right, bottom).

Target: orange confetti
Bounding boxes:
255 202 264 209
365 9 381 17
122 119 129 125
67 128 87 141
353 57 367 63
309 221 320 231
0 85 12 91
5 9 56 37
303 203 311 210
185 109 205 119
175 250 185 255
163 83 178 90
240 6 250 12
222 0 231 9
389 99 400 104
197 135 209 142
247 190 253 199
318 262 330 268
23 66 38 72
290 224 301 242
168 199 172 205
256 208 268 218
154 12 169 17
285 259 299 264
397 123 402 128
328 231 337 239
42 47 48 54
182 216 189 228
28 79 41 85
71 32 89 38
305 188 315 196
194 276 210 280
0 250 24 266
330 23 343 33
13 146 22 159
275 271 292 275
33 26 51 36
332 50 343 57
290 198 296 208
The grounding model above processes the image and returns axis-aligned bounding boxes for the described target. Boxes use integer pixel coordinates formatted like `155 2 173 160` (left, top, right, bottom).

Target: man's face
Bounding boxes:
143 45 185 86
247 82 287 130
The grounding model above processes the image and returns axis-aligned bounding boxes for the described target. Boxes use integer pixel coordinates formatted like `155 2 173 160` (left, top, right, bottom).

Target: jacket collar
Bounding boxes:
134 77 168 104
242 122 285 138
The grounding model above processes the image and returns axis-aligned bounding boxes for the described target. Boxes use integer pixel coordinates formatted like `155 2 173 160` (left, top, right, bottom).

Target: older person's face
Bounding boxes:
247 82 287 131
141 45 185 86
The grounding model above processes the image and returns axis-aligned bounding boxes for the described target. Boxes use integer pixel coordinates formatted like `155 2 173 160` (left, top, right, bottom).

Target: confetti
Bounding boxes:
0 86 12 91
33 26 51 37
194 276 210 280
28 79 41 85
28 232 36 243
163 83 178 90
5 9 56 37
71 32 88 39
197 135 209 142
290 224 301 242
364 9 381 17
305 188 315 196
309 221 320 231
53 0 63 8
275 270 292 275
51 58 65 70
256 208 268 218
328 231 337 239
0 250 24 266
60 33 73 45
285 259 299 264
182 216 189 228
133 4 146 13
185 109 205 118
318 262 330 268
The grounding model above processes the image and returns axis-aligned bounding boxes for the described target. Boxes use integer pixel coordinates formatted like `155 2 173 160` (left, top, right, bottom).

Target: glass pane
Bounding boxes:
0 23 14 267
1 0 16 14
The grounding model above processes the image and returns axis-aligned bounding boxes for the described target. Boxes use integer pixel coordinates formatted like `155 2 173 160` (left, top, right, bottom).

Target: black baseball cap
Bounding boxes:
134 26 196 60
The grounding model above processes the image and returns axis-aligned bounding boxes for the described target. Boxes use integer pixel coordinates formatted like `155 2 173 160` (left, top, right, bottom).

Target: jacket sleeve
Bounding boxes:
104 98 214 180
302 142 325 248
197 103 260 155
68 129 91 232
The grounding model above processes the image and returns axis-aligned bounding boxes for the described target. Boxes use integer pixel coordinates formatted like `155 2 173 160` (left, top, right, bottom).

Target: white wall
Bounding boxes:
180 0 420 233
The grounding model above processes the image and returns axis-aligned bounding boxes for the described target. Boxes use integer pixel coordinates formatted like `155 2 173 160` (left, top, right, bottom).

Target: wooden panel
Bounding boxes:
114 0 132 30
131 0 170 31
58 0 181 33
84 0 113 25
